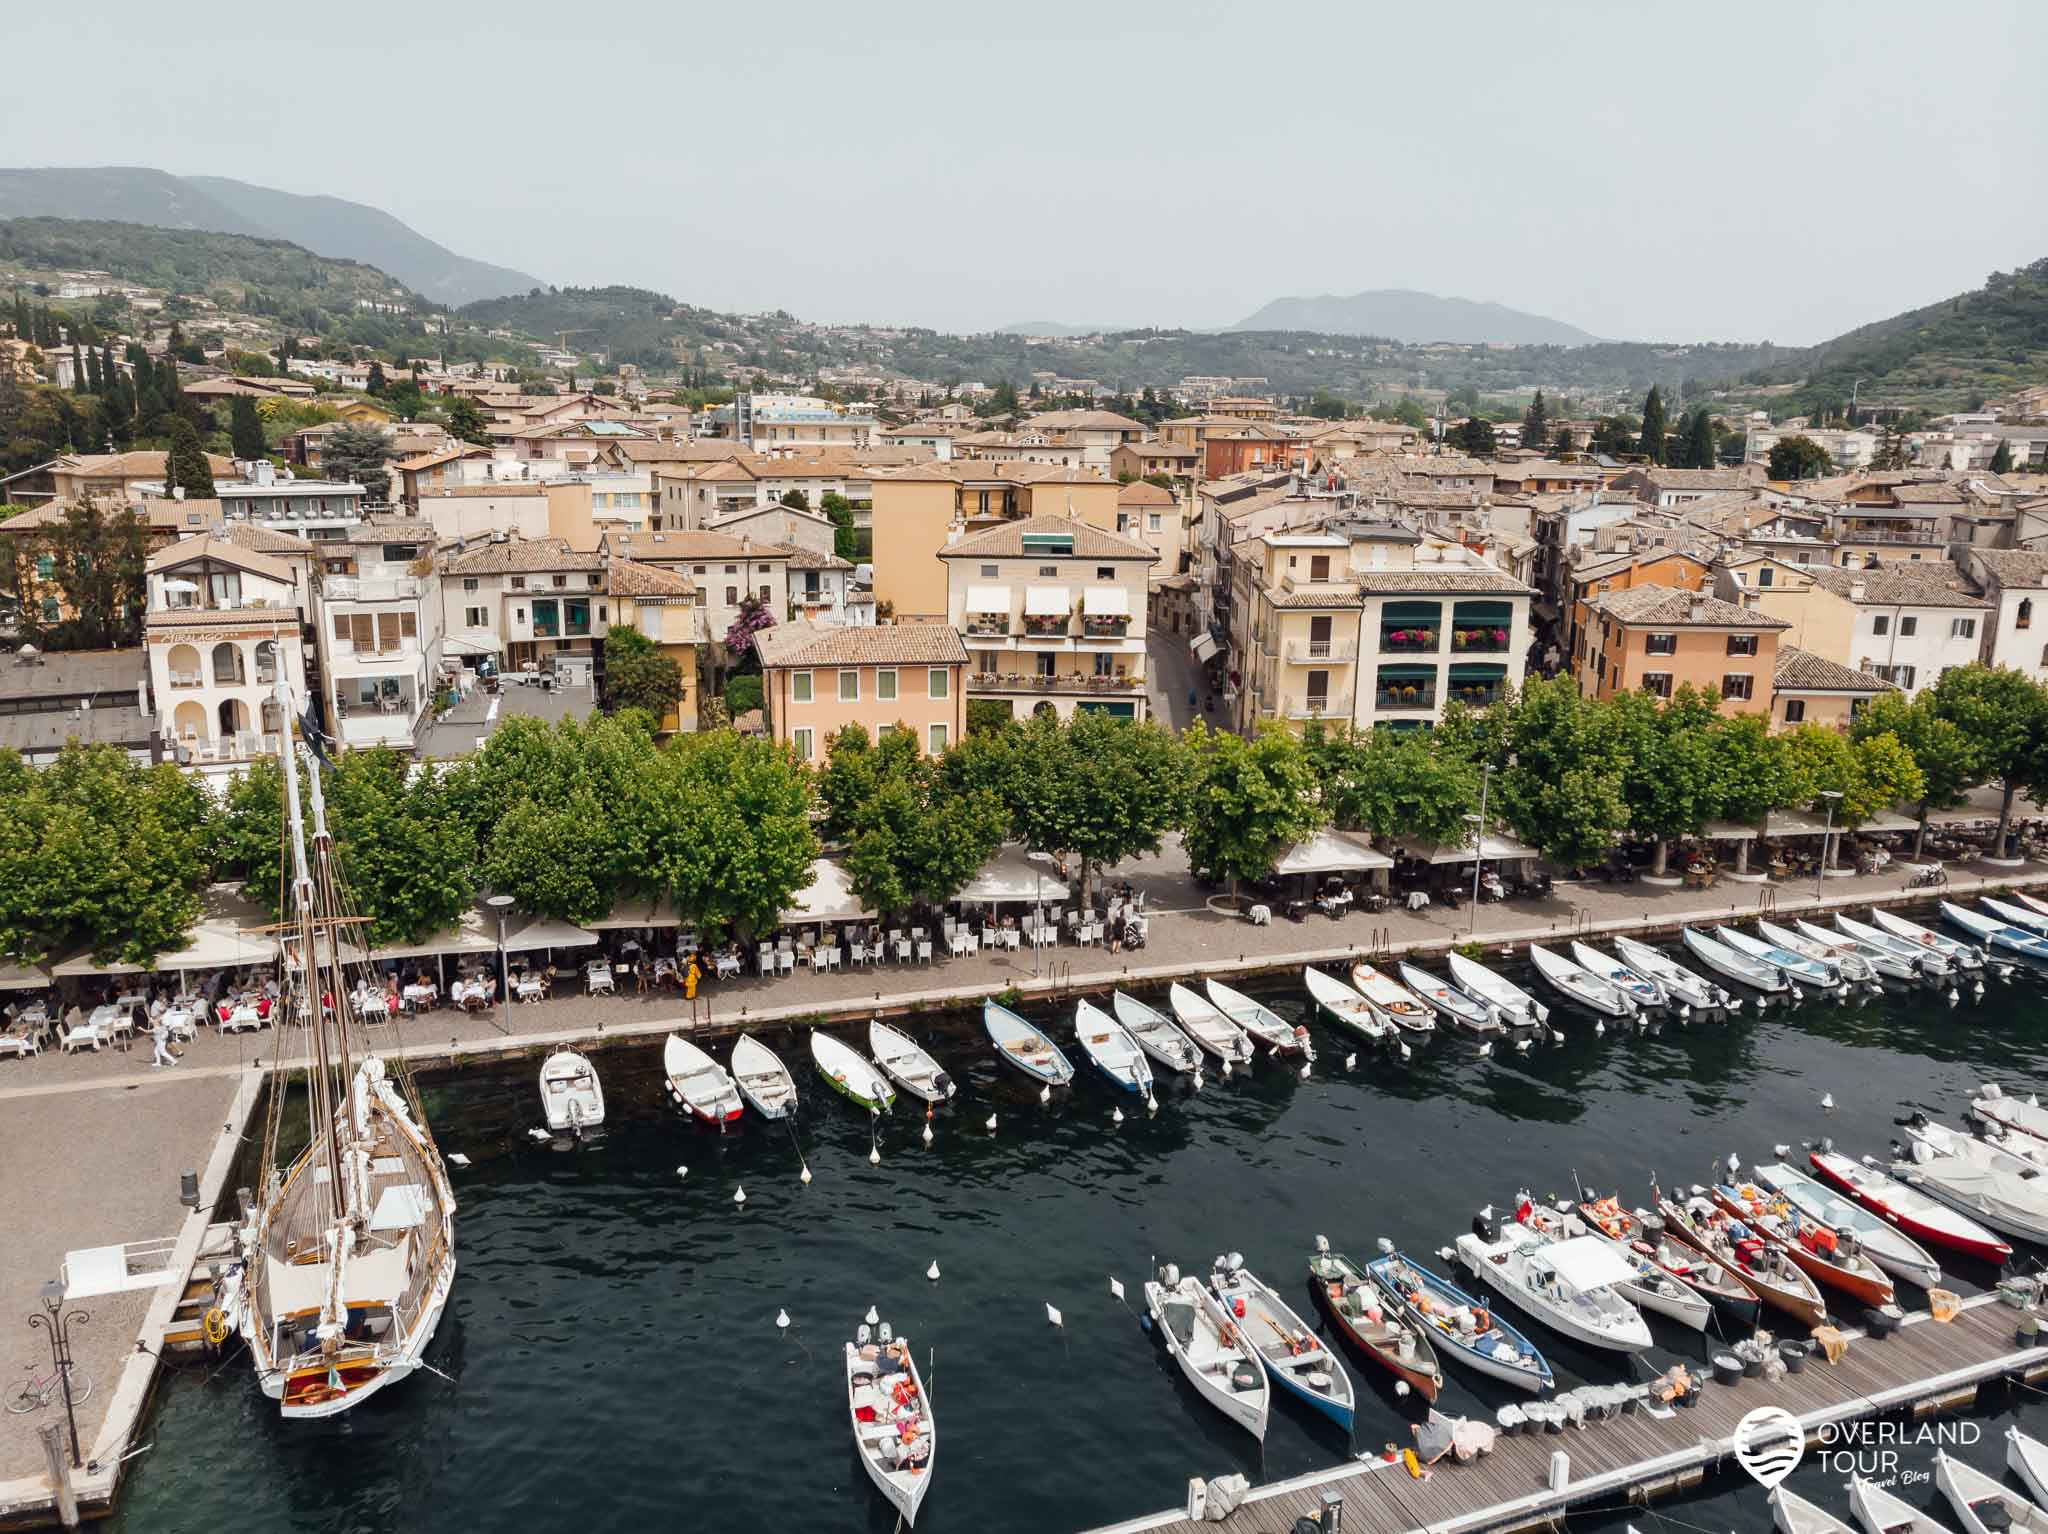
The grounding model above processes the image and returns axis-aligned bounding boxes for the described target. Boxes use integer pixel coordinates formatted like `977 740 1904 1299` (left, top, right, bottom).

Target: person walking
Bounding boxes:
150 1012 178 1068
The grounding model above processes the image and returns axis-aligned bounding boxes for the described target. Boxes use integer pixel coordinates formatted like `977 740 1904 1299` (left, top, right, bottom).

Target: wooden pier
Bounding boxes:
1083 1294 2048 1534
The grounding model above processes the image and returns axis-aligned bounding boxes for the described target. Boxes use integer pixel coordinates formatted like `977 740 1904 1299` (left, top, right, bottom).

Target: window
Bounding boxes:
1096 566 1115 580
1645 632 1677 656
725 586 738 605
928 667 949 699
694 565 707 575
552 574 568 589
1721 673 1754 701
1758 566 1774 588
760 585 772 604
1783 698 1806 723
1872 615 1889 636
2020 599 2034 631
1727 633 1759 657
1093 652 1115 678
1641 671 1672 698
34 554 54 581
1148 514 1163 532
1867 662 1918 689
1038 565 1058 577
1952 617 1977 639
792 727 815 761
838 669 860 702
465 606 489 628
928 722 949 754
463 578 479 593
725 564 738 575
979 565 997 578
510 576 526 590
791 671 812 703
1899 616 1917 637
877 668 897 701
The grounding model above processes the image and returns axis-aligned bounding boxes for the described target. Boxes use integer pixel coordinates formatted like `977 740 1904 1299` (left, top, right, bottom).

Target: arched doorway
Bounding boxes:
172 700 207 742
166 643 202 689
254 640 279 686
217 698 252 739
212 642 246 686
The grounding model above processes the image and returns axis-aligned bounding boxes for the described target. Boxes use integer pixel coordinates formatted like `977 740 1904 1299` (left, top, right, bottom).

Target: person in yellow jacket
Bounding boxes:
684 957 701 1000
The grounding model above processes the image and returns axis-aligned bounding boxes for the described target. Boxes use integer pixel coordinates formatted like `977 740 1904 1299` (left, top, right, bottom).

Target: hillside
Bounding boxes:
0 166 540 307
997 320 1123 338
1737 258 2048 414
1231 289 1601 346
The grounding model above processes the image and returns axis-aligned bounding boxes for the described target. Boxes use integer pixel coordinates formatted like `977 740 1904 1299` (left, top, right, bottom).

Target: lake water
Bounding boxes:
110 939 2048 1534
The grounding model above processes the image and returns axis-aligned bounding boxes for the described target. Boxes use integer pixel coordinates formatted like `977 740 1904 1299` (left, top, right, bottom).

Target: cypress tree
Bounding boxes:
229 395 266 460
1522 390 1549 454
1683 408 1716 470
165 416 217 499
1638 385 1668 465
70 342 86 394
1991 440 2014 474
84 346 102 394
366 360 388 396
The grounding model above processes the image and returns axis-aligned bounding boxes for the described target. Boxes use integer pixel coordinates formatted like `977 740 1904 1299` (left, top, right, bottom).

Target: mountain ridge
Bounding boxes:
1230 288 1601 346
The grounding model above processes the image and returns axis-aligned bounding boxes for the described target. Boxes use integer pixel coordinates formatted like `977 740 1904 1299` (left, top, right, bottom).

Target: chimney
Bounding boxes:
1850 578 1867 602
1687 591 1703 618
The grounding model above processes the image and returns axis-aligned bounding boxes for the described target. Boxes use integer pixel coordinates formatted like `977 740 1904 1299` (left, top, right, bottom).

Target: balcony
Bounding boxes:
176 732 284 765
964 616 1013 638
1449 628 1510 654
1283 639 1357 664
1080 617 1131 640
323 575 427 601
1379 625 1441 654
1022 615 1072 637
1286 694 1352 720
970 671 1146 695
168 670 203 690
1374 687 1437 712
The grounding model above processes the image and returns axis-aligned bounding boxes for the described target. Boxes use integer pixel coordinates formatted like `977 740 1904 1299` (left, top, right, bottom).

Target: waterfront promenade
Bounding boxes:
0 847 2044 1527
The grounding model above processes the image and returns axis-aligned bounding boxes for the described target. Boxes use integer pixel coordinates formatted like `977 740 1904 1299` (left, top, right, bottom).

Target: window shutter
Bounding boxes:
350 614 375 652
400 611 417 639
333 613 349 640
377 614 401 652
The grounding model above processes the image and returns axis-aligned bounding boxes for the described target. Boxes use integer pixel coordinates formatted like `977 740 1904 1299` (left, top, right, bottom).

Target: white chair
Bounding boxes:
826 948 842 970
895 938 912 963
916 939 933 964
0 1033 40 1059
1003 929 1021 952
777 950 795 976
758 944 775 975
850 943 868 968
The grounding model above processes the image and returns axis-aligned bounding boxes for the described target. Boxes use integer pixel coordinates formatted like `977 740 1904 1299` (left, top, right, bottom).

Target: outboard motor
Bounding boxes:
933 1070 955 1098
1473 1205 1501 1242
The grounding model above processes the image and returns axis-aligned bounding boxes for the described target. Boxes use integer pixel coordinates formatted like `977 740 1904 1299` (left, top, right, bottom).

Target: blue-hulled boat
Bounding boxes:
1365 1249 1552 1393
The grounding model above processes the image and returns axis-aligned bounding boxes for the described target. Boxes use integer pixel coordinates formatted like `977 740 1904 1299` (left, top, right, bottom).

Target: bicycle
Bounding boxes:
5 1361 91 1415
1908 865 1948 890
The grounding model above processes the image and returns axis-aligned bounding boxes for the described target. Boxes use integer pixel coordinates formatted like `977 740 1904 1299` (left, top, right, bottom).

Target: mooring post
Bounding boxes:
40 1423 78 1529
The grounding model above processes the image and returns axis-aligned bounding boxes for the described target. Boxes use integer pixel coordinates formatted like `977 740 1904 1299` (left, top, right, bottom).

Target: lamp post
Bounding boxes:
1467 765 1495 937
30 1280 88 1469
1816 790 1843 901
486 894 515 1032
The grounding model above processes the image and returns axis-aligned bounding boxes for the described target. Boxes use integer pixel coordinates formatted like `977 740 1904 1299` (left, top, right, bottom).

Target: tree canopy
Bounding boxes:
1180 721 1323 895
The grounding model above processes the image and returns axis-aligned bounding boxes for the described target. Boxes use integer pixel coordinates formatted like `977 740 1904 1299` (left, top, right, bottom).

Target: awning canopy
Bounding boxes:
587 896 682 932
0 959 50 991
965 584 1011 613
780 859 874 925
369 910 500 963
1083 586 1131 617
1705 820 1761 841
1398 831 1540 864
502 916 600 953
960 844 1072 903
1273 829 1394 876
1535 1235 1640 1294
157 921 280 973
50 950 146 978
1024 585 1070 616
441 634 500 657
1190 633 1220 662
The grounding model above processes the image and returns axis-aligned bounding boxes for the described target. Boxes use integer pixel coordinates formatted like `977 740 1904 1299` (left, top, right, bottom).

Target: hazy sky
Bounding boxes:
6 0 2042 344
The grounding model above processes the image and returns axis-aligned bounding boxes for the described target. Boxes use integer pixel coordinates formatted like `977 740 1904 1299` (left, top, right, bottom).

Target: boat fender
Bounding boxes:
202 1307 229 1347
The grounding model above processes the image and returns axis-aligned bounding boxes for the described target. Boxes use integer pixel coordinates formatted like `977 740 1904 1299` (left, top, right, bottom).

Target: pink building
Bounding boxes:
754 622 970 762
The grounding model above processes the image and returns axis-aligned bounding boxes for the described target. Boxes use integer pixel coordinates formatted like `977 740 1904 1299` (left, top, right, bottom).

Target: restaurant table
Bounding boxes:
516 977 546 1003
403 983 438 1008
221 1004 263 1034
715 953 742 980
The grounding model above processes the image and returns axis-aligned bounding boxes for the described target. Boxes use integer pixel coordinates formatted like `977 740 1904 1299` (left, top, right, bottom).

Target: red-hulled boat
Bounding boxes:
1808 1149 2013 1267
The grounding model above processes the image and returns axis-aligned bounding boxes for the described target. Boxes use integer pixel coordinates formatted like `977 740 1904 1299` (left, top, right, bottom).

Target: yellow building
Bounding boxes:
605 558 704 732
868 462 1119 622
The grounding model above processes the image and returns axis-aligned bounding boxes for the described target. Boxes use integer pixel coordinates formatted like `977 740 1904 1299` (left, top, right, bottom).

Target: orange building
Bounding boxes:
1565 548 1713 677
1577 585 1789 714
1202 425 1311 479
754 622 970 762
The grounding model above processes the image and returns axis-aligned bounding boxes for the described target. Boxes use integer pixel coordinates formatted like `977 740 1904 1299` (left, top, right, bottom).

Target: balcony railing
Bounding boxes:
970 671 1145 694
1380 627 1441 653
1286 694 1352 719
1022 615 1072 636
323 575 426 601
1375 687 1438 711
964 616 1012 637
1283 639 1357 663
168 671 203 689
1449 628 1509 653
1445 684 1503 708
1835 526 1942 546
1080 617 1131 639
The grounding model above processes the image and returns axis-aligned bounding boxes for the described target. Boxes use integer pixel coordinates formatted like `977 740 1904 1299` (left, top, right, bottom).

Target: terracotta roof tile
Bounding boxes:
1774 646 1895 693
755 622 969 668
1591 584 1789 628
938 514 1157 562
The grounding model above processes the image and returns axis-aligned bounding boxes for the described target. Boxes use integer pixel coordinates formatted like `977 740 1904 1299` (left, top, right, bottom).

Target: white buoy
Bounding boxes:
1948 987 1960 1004
985 1112 998 1132
1593 1019 1605 1037
1109 1277 1125 1301
1146 1094 1159 1114
1975 980 1987 995
800 1163 813 1185
921 1121 933 1147
527 1126 550 1141
776 1308 790 1331
675 1165 689 1179
1046 1302 1063 1327
1300 1059 1311 1079
734 1185 747 1206
1397 1042 1411 1062
1112 1105 1125 1124
447 1152 471 1168
1221 1059 1233 1079
1191 1069 1203 1092
1039 1083 1051 1106
1344 1053 1357 1072
1395 1379 1411 1398
869 1143 881 1167
1478 1042 1493 1058
1821 1092 1836 1113
1678 1005 1691 1020
1549 1028 1565 1045
1792 985 1805 1002
865 1305 880 1326
927 1260 941 1282
1515 1037 1532 1053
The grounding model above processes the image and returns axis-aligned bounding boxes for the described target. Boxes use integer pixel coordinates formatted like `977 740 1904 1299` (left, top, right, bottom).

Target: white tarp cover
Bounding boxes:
157 921 280 972
587 896 682 932
502 916 600 953
965 584 1011 613
780 860 874 925
960 844 1072 903
1399 832 1539 864
1082 586 1131 616
1535 1234 1640 1293
0 959 48 991
369 909 501 962
1024 585 1070 617
1273 830 1394 875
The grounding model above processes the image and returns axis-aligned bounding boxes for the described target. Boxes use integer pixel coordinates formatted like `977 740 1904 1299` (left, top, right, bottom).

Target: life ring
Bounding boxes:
202 1307 230 1346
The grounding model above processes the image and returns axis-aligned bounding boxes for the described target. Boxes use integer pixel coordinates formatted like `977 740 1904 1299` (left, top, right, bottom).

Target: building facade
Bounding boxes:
754 623 969 760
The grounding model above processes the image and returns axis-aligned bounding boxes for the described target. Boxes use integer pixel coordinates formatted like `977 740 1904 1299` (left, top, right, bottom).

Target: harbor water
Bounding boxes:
111 947 2048 1533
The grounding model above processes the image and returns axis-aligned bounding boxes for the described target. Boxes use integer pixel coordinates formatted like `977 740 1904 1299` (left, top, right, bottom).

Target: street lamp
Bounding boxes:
30 1279 88 1469
1467 765 1496 937
1816 790 1844 901
486 894 515 1032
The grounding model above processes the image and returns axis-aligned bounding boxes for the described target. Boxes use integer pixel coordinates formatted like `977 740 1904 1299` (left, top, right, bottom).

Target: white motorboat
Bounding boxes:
1111 991 1202 1074
1984 895 2048 939
1348 961 1437 1035
1610 933 1731 1011
811 1030 897 1113
869 1021 955 1103
2013 891 2048 924
1073 998 1154 1097
2013 1429 2048 1510
1893 1131 2048 1246
1166 982 1256 1066
1851 1473 1951 1534
1873 907 1985 969
1453 1217 1653 1352
539 1049 605 1132
845 1321 934 1525
1973 1082 2048 1144
1714 924 1840 988
730 1034 798 1121
1751 1160 1942 1289
1209 1256 1355 1432
1807 1149 2013 1267
983 1001 1074 1087
1775 1487 1857 1534
1767 919 1882 983
1939 1448 2048 1534
1395 962 1506 1037
1144 1263 1270 1440
663 1034 745 1128
1834 913 1951 979
1205 979 1315 1060
1515 1200 1710 1331
1527 943 1636 1019
1900 1114 2046 1176
1943 901 2048 960
1568 940 1666 1008
1680 925 1789 993
1303 966 1389 1042
1446 951 1550 1026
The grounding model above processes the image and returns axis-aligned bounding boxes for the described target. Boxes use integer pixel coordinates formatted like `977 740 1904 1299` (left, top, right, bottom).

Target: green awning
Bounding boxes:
1452 600 1513 622
1376 664 1437 681
1448 663 1508 682
1381 601 1442 623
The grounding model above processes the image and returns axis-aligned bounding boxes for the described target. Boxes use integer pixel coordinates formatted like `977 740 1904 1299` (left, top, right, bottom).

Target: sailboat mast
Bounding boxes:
276 691 348 1224
303 756 361 1131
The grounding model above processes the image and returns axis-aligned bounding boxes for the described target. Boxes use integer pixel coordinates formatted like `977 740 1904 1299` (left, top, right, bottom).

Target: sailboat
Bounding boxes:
214 693 457 1418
